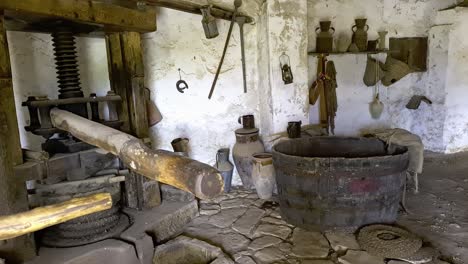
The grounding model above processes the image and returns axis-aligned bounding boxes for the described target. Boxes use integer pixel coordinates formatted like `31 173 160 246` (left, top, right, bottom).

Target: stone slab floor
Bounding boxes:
178 152 467 264
397 152 468 264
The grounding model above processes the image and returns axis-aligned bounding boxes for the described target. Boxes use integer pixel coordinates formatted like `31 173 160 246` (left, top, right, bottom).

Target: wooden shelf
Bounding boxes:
308 50 389 56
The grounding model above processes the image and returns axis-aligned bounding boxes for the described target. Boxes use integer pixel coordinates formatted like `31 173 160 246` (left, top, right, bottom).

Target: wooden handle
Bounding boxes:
50 108 224 199
0 193 112 240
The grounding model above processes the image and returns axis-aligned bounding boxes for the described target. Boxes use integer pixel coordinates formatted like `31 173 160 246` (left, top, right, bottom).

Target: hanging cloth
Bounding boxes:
309 55 328 131
309 55 338 134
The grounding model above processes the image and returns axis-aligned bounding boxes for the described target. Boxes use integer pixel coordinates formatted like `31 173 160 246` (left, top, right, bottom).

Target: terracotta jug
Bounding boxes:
214 148 234 193
352 18 369 52
251 153 276 200
233 124 265 189
316 21 335 53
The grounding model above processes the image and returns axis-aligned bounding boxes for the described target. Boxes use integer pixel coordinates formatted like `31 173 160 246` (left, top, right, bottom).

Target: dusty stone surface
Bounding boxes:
232 207 265 237
397 152 468 264
339 250 385 264
301 261 335 264
248 236 282 251
253 246 287 263
209 208 248 228
168 187 451 264
291 228 329 259
253 223 292 240
325 231 360 252
153 236 234 264
235 256 256 264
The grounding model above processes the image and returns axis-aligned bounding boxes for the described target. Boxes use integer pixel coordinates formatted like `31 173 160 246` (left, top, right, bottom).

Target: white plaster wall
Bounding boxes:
267 0 310 133
8 32 110 151
436 9 468 153
143 4 262 185
307 0 457 152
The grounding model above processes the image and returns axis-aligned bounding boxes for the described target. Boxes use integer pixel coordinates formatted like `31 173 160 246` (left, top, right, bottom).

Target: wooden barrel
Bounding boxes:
272 137 409 231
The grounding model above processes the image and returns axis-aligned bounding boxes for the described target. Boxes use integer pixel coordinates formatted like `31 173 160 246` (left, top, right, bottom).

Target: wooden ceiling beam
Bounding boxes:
132 0 254 23
0 0 157 33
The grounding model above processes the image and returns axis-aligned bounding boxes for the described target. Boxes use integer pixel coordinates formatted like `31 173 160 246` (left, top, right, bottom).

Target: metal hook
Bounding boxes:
177 68 189 93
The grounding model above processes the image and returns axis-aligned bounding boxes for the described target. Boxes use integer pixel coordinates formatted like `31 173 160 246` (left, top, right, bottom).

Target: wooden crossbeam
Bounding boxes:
132 0 254 23
0 0 157 33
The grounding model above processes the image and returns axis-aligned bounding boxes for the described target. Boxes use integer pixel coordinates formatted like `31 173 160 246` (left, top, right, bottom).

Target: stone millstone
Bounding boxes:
357 225 422 259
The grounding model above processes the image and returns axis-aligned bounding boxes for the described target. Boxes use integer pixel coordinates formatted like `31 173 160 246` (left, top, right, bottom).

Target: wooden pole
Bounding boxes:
0 193 112 241
0 13 36 263
50 108 224 200
107 31 161 208
128 0 254 23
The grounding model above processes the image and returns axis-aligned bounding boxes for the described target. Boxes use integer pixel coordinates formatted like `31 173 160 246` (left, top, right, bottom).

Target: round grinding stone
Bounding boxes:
357 224 423 259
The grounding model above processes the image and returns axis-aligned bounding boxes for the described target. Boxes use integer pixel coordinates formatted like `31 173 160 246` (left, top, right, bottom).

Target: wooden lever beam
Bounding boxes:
0 0 157 33
50 108 224 200
0 193 112 241
130 0 253 23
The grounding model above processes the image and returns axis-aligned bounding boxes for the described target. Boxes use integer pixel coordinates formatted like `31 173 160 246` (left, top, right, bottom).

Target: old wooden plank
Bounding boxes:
0 14 36 263
130 0 253 23
119 32 160 208
106 33 131 133
0 193 112 240
120 32 148 138
0 0 157 33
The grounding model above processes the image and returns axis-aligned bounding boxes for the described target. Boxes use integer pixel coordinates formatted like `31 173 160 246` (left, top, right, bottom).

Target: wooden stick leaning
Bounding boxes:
0 193 112 240
50 108 224 200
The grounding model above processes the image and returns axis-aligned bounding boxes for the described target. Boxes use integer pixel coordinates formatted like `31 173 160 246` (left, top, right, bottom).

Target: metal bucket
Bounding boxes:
272 137 409 231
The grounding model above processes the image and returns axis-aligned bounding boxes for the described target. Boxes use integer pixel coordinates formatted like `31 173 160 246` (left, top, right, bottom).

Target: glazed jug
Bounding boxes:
251 153 276 200
316 21 335 53
233 123 265 189
352 18 369 52
214 148 234 193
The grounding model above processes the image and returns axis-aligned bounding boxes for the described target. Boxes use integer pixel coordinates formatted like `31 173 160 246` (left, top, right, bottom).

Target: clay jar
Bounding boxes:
214 148 234 193
233 127 265 189
316 21 335 53
352 18 369 52
251 153 276 200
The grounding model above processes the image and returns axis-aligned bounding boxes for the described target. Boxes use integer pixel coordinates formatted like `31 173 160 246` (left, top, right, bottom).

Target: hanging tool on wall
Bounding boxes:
176 68 189 93
309 54 338 134
236 16 248 94
208 0 243 99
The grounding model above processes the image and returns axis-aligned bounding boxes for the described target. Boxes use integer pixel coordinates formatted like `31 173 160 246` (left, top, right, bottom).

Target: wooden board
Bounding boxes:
0 14 36 263
389 37 428 72
106 33 131 133
0 193 112 240
0 0 157 33
131 0 253 23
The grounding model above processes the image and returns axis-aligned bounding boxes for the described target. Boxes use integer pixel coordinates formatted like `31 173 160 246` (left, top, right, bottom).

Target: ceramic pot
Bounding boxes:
251 153 276 200
214 148 234 193
233 128 265 189
367 40 378 52
370 95 384 119
171 138 189 156
287 121 302 139
378 31 388 50
352 18 369 52
316 21 335 53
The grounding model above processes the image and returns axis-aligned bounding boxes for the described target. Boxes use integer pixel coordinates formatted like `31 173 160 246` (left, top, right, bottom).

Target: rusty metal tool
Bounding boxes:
237 16 247 94
208 0 242 99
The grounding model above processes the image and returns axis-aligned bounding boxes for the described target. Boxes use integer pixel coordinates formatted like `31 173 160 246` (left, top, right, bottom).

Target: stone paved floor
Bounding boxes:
181 187 452 264
397 152 468 264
